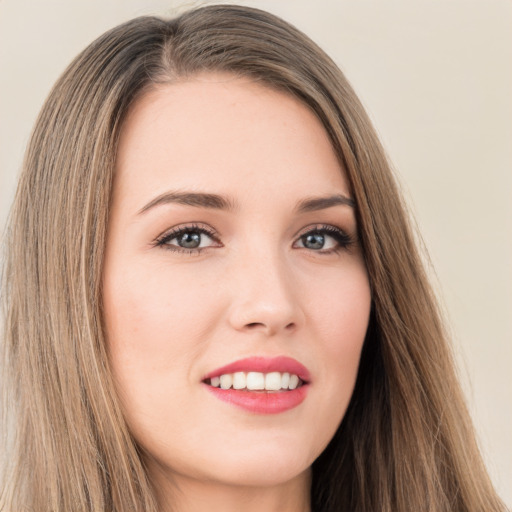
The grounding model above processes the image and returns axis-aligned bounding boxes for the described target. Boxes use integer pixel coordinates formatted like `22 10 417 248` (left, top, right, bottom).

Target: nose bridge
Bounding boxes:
227 239 302 335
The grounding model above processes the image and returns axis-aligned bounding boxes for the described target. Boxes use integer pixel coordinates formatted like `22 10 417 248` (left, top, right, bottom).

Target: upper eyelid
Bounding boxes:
156 223 217 241
156 222 346 238
154 222 353 249
294 223 349 238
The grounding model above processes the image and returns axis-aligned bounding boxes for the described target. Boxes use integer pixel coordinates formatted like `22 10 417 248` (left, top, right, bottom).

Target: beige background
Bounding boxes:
1 0 511 506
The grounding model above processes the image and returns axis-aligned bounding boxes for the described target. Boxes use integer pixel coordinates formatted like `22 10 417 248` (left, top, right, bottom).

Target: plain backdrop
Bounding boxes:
1 0 511 506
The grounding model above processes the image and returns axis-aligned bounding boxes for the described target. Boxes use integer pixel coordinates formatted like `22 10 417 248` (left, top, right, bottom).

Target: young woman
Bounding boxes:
0 5 506 512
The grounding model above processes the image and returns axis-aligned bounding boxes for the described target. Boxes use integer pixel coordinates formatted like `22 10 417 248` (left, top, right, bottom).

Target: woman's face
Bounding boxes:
103 74 371 490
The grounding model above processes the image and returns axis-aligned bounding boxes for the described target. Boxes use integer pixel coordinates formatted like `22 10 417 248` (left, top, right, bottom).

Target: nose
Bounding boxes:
226 249 304 337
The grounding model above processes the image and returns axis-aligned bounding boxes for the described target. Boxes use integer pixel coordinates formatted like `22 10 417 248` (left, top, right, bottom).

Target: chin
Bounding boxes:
197 464 311 489
212 453 312 488
148 436 316 489
234 438 321 486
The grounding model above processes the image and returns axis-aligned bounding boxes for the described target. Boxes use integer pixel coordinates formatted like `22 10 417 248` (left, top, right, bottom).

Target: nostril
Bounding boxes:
246 322 265 329
244 321 296 332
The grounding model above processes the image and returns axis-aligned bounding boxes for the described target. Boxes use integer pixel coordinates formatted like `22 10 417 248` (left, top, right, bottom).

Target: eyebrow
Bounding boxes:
137 190 354 216
295 194 355 212
138 191 236 215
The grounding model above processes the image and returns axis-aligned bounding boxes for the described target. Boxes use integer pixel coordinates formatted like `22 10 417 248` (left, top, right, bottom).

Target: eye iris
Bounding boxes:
303 233 325 250
178 232 201 248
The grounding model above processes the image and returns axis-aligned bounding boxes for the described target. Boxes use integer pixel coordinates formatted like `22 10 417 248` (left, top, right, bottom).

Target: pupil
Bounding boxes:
179 232 201 248
304 233 325 250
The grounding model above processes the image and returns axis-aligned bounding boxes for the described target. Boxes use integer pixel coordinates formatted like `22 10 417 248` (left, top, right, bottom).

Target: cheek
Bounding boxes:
306 265 371 422
310 263 371 354
102 265 226 442
102 263 220 436
104 262 218 365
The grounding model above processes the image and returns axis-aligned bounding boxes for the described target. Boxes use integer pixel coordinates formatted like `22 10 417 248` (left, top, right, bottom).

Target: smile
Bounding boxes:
207 371 303 391
202 356 310 414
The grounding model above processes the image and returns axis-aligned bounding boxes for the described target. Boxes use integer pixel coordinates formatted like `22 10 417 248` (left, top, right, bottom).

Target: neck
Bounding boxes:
151 465 312 512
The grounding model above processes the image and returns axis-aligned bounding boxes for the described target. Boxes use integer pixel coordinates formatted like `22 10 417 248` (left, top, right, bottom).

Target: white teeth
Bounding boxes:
288 374 299 390
246 372 265 390
208 371 303 391
232 372 246 390
265 372 282 391
219 374 233 390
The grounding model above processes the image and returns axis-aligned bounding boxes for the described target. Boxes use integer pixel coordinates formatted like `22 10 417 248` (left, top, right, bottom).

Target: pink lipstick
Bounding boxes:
202 356 310 414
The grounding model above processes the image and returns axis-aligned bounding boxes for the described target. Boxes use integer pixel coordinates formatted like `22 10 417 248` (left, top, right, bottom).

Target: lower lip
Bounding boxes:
204 384 308 414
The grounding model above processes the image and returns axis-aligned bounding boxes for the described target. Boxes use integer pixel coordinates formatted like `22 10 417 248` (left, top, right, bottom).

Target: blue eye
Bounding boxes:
295 226 353 252
174 231 202 249
156 225 219 252
155 224 353 254
301 232 327 250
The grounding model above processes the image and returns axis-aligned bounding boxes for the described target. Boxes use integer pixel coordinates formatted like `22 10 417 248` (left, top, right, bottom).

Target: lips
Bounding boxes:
202 356 310 414
203 356 311 382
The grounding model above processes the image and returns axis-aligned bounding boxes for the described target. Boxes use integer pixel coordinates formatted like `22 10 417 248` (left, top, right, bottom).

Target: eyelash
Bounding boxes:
295 224 354 254
155 224 220 254
154 223 354 255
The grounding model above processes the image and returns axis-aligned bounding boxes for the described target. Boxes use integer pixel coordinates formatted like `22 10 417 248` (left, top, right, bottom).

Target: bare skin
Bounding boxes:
103 73 371 511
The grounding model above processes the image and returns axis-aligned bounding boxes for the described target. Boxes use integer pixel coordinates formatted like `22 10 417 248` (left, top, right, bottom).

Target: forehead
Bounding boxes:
115 73 350 209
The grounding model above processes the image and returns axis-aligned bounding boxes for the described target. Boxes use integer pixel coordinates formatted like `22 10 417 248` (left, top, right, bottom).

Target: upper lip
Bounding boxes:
202 356 311 383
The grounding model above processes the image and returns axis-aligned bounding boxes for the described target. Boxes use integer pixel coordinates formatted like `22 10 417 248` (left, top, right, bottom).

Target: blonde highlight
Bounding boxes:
1 5 506 511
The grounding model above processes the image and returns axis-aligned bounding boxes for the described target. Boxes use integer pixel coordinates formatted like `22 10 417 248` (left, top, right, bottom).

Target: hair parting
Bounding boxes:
1 5 506 511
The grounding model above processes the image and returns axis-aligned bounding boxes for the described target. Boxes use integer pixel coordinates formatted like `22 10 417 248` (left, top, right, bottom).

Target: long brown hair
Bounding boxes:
1 5 506 511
